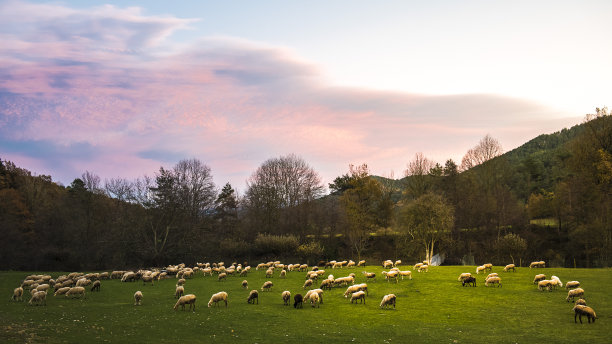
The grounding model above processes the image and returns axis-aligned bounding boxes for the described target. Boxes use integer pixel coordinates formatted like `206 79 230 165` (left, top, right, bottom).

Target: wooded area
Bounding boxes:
1 109 610 270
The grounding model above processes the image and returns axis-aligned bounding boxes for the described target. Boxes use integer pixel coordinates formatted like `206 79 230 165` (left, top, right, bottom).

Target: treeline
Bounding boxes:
1 109 610 270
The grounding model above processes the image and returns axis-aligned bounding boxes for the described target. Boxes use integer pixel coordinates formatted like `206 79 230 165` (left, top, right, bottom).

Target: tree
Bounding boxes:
214 183 239 235
404 152 436 198
399 193 454 264
496 233 527 265
460 134 503 171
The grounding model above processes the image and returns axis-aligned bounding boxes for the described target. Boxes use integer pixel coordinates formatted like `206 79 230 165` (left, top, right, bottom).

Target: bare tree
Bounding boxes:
460 134 503 171
404 152 436 198
82 170 103 194
104 177 133 201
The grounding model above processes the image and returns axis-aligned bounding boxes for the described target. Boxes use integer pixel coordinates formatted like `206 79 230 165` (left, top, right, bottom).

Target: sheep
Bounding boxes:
484 263 493 271
384 271 399 283
121 272 136 282
357 260 366 267
76 278 91 287
303 279 313 289
476 265 486 274
462 276 477 287
504 264 516 272
293 294 303 308
304 289 324 305
350 291 366 304
256 263 267 270
54 287 70 296
319 279 333 290
309 291 320 308
247 290 259 304
282 291 291 306
12 287 23 301
383 260 394 269
175 285 185 299
177 278 186 286
550 276 563 289
65 287 86 299
207 291 228 308
538 280 553 292
529 261 545 268
134 291 143 305
174 294 197 311
566 281 580 290
90 280 101 292
573 305 597 323
29 291 47 306
566 288 584 302
333 262 343 269
458 273 473 281
575 299 587 306
380 294 396 309
299 264 309 271
486 273 499 280
485 276 502 287
266 269 274 278
241 280 248 289
363 271 376 282
398 271 413 280
218 273 227 282
141 275 155 286
344 284 368 298
279 270 287 278
347 260 356 268
533 274 547 284
394 260 402 267
261 281 273 292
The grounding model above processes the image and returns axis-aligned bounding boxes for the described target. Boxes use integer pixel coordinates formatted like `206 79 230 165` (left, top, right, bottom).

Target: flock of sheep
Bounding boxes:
10 259 598 324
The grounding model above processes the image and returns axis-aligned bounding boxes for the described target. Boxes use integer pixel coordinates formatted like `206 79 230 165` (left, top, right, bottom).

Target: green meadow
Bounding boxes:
1 265 610 343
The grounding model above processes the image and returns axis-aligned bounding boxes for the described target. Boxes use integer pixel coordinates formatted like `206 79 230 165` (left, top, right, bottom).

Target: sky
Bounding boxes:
1 0 611 193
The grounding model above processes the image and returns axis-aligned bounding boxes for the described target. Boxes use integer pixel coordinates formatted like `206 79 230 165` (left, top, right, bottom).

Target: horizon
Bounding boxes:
1 0 610 192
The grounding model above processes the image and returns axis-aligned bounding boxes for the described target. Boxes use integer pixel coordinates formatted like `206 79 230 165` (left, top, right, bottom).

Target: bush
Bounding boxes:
254 233 299 257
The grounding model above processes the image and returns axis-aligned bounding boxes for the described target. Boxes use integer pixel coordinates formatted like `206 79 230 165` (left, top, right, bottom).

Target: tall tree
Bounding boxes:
404 152 436 199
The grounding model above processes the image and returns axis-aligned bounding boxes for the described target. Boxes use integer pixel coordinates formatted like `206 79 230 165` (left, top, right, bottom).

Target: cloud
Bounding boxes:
0 1 581 189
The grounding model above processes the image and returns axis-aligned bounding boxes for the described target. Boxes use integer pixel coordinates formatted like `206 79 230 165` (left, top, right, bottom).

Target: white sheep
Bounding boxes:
304 289 324 305
486 273 498 280
247 290 259 304
344 283 368 298
383 260 394 269
175 285 185 299
350 291 366 304
303 279 313 289
533 274 547 284
550 276 563 289
266 269 274 278
538 280 553 291
566 288 584 302
134 291 143 305
398 271 412 280
529 261 545 268
504 264 516 272
573 304 597 323
363 271 376 282
54 287 70 296
282 291 291 306
241 280 248 289
394 260 402 267
565 281 580 290
208 291 228 307
91 280 101 292
319 279 333 290
309 291 320 308
357 260 366 267
261 281 273 291
380 294 396 309
279 270 287 278
12 287 23 301
485 276 501 287
218 273 227 282
476 265 486 274
29 291 47 306
174 294 197 311
66 286 86 299
347 260 356 268
418 265 429 273
458 273 472 281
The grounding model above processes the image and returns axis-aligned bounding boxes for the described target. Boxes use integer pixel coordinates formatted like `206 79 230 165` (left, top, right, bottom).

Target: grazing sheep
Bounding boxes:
566 288 584 302
550 276 563 289
266 269 274 278
476 265 486 274
304 289 324 305
174 294 197 311
218 273 227 282
134 291 143 305
485 276 502 287
175 285 185 299
247 290 259 304
529 261 545 268
350 291 366 304
121 272 136 282
383 260 394 269
533 274 547 284
54 287 70 296
241 280 248 289
575 299 587 306
319 279 333 290
282 291 291 306
12 287 23 301
141 275 154 286
483 263 493 271
90 280 101 292
65 287 86 299
566 281 580 290
573 304 597 323
76 278 91 287
346 260 356 268
380 294 396 309
538 280 553 292
344 284 366 298
207 292 228 308
384 271 399 283
486 273 499 280
504 264 516 272
399 271 413 280
458 273 473 281
462 276 477 287
418 265 429 273
293 294 303 308
363 272 376 282
29 291 47 306
303 279 313 289
309 291 320 308
261 281 273 292
177 278 186 286
280 270 287 278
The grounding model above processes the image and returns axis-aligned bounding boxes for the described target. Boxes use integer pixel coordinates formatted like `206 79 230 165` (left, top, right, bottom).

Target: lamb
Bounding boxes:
380 294 396 309
218 273 227 282
65 286 86 299
573 304 597 323
134 291 143 305
462 276 477 287
29 291 47 306
476 265 486 274
247 290 259 304
261 281 273 292
282 291 291 306
363 272 376 282
550 276 563 289
241 280 248 289
504 264 516 272
350 291 366 304
566 288 584 302
458 273 473 281
533 274 547 284
293 294 303 308
54 287 71 296
175 285 185 299
309 291 320 308
12 287 23 301
174 294 197 311
207 291 228 308
399 271 413 280
418 265 429 273
485 276 501 287
91 280 101 292
565 281 580 290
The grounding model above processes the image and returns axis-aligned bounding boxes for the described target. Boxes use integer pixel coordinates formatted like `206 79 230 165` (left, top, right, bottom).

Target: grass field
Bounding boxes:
1 265 610 343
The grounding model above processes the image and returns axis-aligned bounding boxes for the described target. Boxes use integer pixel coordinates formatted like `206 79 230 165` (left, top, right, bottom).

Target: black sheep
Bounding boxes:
462 276 476 287
293 293 303 308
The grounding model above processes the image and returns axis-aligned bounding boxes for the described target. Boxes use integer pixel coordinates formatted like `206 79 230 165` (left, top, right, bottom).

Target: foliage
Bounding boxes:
253 233 300 257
